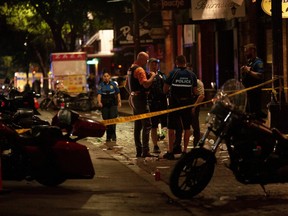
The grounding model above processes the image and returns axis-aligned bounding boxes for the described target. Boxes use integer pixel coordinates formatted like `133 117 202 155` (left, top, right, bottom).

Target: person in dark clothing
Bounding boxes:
97 72 121 142
241 43 265 119
127 51 156 158
172 63 205 153
147 58 167 153
163 55 198 160
87 73 96 92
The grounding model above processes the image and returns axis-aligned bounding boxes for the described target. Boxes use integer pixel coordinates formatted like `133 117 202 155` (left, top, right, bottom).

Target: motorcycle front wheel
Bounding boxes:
40 98 50 110
169 148 216 199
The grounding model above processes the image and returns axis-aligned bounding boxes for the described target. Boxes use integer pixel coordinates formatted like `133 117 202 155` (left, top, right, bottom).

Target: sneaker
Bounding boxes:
173 145 182 154
153 145 161 153
163 152 175 160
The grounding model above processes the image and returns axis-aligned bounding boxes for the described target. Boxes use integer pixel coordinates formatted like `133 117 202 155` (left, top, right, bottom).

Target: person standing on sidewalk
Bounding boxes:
147 58 167 154
188 63 205 147
163 55 198 160
97 72 121 142
126 51 156 157
172 63 205 153
241 43 266 119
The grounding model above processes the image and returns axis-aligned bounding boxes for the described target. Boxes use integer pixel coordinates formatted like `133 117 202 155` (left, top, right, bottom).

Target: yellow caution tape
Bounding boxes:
15 128 31 134
101 78 278 126
229 78 277 97
101 99 212 126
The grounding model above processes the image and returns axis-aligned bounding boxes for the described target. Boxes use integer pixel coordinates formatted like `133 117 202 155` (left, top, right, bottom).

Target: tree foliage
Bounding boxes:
0 0 113 87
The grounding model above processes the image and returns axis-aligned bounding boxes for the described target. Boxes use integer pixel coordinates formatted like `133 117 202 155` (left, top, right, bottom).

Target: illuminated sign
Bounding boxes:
149 0 191 10
191 0 245 20
261 0 288 18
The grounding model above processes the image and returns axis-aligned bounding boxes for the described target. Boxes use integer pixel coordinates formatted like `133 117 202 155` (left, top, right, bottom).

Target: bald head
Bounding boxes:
136 52 149 67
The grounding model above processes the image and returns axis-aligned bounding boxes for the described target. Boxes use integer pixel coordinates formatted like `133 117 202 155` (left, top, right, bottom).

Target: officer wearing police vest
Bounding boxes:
163 55 198 160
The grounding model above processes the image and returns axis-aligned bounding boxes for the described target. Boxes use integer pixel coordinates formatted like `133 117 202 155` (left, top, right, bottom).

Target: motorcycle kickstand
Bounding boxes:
260 184 270 197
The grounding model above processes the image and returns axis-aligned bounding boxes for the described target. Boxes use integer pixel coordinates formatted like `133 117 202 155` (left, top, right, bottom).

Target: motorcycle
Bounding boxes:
0 85 40 114
169 79 288 199
1 107 106 186
0 108 49 129
40 90 95 112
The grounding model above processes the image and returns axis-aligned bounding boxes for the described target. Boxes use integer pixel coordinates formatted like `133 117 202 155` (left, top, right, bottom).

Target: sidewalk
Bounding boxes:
0 138 193 216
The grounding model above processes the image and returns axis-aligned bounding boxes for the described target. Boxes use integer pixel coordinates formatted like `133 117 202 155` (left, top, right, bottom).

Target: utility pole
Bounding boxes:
132 0 140 59
269 0 288 133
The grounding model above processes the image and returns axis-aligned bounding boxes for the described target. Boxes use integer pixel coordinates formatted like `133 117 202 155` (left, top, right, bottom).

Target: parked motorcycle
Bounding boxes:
0 108 49 129
1 107 106 186
40 90 95 112
0 85 40 114
169 79 288 199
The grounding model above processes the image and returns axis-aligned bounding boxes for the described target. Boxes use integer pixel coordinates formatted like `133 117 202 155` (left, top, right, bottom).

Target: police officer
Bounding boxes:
97 72 121 142
147 58 167 153
163 55 198 160
241 43 265 119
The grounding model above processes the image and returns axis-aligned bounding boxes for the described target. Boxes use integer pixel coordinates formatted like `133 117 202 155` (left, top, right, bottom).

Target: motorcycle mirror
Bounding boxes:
35 93 41 98
211 82 217 90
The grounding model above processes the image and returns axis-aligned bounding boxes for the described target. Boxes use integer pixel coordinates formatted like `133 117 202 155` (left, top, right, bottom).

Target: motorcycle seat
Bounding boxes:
18 125 63 146
13 109 34 120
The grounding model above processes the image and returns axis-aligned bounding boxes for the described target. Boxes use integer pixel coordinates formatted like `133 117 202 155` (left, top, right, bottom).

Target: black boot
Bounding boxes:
142 148 151 158
136 148 142 158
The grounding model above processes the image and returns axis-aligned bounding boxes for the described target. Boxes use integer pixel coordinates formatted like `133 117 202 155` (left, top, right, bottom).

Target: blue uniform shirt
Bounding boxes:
97 81 120 107
97 81 120 95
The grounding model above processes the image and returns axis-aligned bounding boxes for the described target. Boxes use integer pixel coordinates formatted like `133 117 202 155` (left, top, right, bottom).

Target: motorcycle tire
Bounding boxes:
36 175 66 187
35 161 66 186
169 148 216 199
78 100 91 112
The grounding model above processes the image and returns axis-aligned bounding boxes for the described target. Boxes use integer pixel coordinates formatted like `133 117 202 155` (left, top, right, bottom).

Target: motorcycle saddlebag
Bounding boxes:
71 117 106 138
53 141 95 179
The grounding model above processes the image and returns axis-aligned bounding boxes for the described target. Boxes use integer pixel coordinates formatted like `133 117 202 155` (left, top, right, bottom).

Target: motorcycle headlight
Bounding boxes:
206 113 222 132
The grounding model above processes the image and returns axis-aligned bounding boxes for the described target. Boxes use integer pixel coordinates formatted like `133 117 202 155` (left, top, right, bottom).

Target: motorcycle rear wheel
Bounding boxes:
169 148 215 199
35 163 66 186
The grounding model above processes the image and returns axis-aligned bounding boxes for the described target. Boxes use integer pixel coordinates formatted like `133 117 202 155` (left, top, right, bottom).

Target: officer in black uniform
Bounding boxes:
163 55 198 160
147 58 167 153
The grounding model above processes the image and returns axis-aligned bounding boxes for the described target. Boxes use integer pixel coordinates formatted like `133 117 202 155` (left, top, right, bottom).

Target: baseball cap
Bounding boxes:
244 43 256 50
148 58 159 63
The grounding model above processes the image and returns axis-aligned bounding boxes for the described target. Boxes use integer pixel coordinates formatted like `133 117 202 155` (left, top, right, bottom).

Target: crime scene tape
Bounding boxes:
101 78 278 126
15 128 31 134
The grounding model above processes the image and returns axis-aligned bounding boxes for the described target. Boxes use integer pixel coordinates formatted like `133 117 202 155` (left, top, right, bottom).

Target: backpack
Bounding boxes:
125 65 139 94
